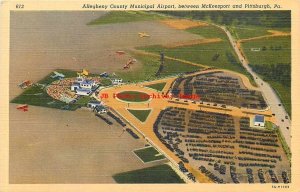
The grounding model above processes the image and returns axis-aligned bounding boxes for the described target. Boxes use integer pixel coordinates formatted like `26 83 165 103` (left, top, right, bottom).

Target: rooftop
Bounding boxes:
95 105 106 110
254 115 265 123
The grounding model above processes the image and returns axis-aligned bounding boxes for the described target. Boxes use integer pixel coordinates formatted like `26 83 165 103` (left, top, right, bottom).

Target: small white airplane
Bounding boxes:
51 71 65 79
138 32 150 38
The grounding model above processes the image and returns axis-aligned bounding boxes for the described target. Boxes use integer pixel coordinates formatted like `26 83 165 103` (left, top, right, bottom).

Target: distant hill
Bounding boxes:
159 11 291 28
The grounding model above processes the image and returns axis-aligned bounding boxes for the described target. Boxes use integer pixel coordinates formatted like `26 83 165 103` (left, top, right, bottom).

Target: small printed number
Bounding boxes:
16 4 24 9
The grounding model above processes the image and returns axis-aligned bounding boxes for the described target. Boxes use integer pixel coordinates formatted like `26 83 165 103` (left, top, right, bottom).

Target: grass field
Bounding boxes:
276 126 291 162
75 96 93 107
128 109 151 122
145 82 166 91
100 78 113 86
116 52 202 82
265 121 275 131
134 147 165 163
113 164 184 183
241 36 291 65
230 26 291 39
138 23 258 86
88 11 167 25
186 25 228 40
139 43 247 76
269 81 291 116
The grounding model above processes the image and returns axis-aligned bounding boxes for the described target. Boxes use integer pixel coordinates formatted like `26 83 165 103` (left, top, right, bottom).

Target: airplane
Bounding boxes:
116 51 125 55
16 104 28 112
138 32 150 38
123 64 130 69
51 71 65 79
77 69 89 77
100 72 109 78
123 58 137 70
18 80 32 89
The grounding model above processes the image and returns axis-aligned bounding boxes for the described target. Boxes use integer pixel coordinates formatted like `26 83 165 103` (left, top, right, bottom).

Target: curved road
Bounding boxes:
217 25 291 147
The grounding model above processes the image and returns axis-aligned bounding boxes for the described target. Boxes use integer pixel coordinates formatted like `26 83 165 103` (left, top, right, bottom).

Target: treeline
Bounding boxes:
250 64 291 87
158 11 291 28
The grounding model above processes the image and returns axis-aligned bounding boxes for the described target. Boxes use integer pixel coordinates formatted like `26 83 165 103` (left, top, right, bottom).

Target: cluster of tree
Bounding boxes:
261 46 283 51
250 63 291 87
159 11 291 28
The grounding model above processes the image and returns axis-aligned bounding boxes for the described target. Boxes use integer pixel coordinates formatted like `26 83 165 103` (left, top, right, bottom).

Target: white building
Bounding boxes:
80 79 96 89
71 78 97 96
87 101 102 109
112 78 123 85
254 115 265 127
71 82 80 91
75 89 92 96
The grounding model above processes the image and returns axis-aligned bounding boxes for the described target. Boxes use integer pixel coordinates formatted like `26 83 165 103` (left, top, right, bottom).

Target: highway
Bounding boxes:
217 25 291 147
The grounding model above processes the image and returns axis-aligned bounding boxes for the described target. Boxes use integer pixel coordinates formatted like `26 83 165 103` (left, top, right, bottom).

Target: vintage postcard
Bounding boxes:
0 0 299 191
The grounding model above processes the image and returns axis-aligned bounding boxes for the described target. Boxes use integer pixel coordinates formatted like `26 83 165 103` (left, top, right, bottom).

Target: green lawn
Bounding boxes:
116 52 202 83
186 25 228 40
230 26 290 39
269 81 291 116
117 91 150 102
100 78 112 86
139 22 256 81
134 147 165 163
139 42 247 77
128 109 151 122
145 82 166 91
88 11 167 25
275 127 291 162
241 36 291 65
113 164 184 183
265 121 275 131
75 96 93 107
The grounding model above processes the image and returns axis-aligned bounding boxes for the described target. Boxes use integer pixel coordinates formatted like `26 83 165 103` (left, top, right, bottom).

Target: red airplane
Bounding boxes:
116 51 125 55
16 104 28 112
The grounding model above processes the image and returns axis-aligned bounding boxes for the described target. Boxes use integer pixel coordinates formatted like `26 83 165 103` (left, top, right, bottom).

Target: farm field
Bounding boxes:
133 146 165 163
113 164 184 183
